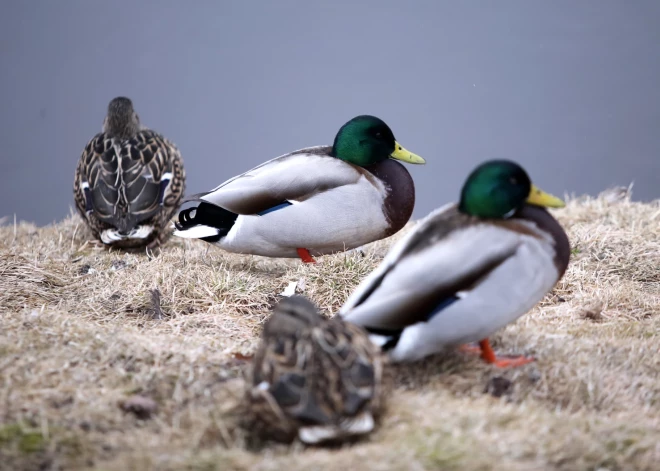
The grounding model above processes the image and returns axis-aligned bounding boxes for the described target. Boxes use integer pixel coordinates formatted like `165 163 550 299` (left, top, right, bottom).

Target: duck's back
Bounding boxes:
74 129 185 240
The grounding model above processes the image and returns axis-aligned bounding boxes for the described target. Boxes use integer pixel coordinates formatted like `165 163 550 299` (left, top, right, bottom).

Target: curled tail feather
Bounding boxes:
174 202 238 242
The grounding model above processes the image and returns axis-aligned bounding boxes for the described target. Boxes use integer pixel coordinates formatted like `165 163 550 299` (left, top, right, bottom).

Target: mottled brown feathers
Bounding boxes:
73 127 185 248
246 296 386 444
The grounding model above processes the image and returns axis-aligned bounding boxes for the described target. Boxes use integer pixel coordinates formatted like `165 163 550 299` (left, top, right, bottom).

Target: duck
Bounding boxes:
73 97 186 249
173 115 425 262
246 295 386 445
340 160 570 367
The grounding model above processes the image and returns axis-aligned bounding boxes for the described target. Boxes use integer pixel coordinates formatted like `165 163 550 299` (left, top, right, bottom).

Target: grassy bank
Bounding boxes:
0 192 658 470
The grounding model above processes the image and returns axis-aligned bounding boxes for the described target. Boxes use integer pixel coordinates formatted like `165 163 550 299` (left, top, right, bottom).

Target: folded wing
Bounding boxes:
340 206 522 330
192 146 365 215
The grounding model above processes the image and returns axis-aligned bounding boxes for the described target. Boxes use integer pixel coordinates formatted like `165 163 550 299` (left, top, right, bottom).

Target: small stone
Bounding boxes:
527 368 542 383
111 260 127 271
581 302 604 322
484 376 513 398
279 281 298 297
119 395 158 420
279 278 307 297
78 264 96 275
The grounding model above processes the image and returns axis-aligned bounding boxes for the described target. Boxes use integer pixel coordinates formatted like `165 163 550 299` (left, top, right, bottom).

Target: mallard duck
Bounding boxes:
73 97 186 249
246 295 386 444
173 115 425 262
340 160 570 367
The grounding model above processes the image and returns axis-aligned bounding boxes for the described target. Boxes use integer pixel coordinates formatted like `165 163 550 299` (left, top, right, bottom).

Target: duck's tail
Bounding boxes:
173 202 238 243
362 326 403 352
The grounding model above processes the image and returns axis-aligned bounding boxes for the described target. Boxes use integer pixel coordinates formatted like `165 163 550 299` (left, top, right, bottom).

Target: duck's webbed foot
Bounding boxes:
296 248 317 264
459 338 534 368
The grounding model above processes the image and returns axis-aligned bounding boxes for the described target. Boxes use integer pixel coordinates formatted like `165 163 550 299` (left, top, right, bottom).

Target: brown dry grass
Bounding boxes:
0 191 659 471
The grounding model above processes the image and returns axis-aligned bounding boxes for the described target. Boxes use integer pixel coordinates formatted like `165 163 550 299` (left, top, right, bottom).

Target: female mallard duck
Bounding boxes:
173 115 425 262
340 160 570 367
246 295 386 444
73 97 186 249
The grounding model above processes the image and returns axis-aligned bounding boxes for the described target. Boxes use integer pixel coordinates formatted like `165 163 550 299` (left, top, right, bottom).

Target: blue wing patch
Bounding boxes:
425 295 461 321
158 177 171 206
257 201 293 216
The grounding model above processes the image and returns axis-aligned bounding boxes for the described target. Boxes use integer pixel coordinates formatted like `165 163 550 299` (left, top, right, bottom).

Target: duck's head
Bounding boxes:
103 96 141 140
331 115 426 167
263 295 322 338
459 160 565 218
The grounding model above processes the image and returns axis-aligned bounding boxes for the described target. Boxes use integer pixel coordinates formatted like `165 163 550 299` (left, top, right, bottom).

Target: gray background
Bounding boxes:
1 1 659 225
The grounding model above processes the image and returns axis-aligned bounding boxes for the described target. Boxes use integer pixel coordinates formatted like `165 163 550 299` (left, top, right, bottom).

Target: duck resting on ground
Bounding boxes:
340 160 570 367
173 115 425 262
73 97 186 249
246 295 386 445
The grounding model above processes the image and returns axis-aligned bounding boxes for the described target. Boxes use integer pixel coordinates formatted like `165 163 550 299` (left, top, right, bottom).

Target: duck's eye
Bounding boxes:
509 177 519 185
374 132 382 138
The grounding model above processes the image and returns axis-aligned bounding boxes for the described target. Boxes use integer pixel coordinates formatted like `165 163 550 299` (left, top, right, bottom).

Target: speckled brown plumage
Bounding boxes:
73 97 185 248
246 296 387 445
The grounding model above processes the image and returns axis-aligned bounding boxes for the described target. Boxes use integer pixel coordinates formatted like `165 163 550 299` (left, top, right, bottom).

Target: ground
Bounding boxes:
0 192 658 471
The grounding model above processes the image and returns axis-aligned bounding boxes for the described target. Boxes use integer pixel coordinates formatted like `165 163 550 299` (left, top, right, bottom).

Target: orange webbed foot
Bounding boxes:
296 248 317 264
479 339 534 368
459 339 534 368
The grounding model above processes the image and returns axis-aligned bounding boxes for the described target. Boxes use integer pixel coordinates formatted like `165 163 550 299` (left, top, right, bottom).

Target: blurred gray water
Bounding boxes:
1 1 659 225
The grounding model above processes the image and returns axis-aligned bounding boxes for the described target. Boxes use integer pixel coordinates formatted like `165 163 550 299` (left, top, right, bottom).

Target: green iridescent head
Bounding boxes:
459 160 565 218
331 115 426 167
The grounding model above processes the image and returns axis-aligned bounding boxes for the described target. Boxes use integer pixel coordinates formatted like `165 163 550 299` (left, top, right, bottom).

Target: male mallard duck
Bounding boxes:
73 97 186 248
173 115 425 262
340 160 570 367
246 295 386 444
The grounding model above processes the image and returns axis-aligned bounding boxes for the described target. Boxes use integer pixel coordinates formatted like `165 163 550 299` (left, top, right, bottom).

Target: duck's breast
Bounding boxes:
364 159 415 237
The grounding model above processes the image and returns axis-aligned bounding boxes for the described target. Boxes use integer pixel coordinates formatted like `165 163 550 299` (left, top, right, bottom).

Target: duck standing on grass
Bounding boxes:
246 295 386 445
74 97 186 249
340 160 570 367
173 115 425 263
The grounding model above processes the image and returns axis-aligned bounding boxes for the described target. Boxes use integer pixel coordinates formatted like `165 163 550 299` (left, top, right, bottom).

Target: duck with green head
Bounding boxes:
340 160 570 367
174 115 425 262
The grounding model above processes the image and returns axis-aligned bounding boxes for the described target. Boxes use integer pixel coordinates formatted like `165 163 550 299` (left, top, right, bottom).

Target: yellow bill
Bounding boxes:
527 184 565 208
390 141 426 164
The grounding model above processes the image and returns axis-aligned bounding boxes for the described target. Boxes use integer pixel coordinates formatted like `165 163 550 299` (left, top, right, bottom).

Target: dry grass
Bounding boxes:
0 191 659 471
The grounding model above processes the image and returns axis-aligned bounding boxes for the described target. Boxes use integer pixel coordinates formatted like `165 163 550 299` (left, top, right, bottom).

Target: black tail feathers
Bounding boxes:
175 202 238 241
364 326 403 351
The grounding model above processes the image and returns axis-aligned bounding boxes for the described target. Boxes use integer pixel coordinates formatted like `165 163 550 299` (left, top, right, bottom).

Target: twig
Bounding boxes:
71 223 79 250
149 288 165 320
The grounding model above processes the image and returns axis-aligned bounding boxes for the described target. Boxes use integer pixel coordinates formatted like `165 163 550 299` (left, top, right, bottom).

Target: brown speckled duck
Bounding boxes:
73 97 185 248
173 115 425 263
246 295 386 445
